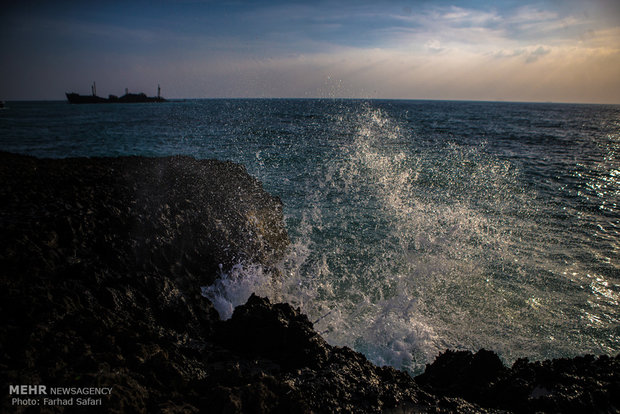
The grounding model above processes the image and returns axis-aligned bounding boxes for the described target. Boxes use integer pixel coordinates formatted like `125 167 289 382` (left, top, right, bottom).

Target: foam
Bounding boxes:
201 263 273 320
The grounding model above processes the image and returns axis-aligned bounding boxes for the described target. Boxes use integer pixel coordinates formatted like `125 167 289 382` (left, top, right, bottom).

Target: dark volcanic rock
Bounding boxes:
1 152 617 413
415 349 508 405
207 294 494 413
0 151 288 283
417 349 620 413
217 294 330 369
0 152 290 412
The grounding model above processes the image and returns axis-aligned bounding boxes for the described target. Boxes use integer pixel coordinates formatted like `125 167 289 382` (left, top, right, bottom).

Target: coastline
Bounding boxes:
1 152 617 413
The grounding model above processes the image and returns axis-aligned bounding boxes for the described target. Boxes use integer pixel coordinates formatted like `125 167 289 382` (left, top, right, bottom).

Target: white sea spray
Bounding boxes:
197 100 619 373
201 105 523 372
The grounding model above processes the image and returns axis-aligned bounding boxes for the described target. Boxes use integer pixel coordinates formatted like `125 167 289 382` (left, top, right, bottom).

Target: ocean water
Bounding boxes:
2 99 619 373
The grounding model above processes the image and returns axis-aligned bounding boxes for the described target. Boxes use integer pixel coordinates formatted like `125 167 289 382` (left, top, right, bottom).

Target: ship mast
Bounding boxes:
91 82 97 97
157 84 161 98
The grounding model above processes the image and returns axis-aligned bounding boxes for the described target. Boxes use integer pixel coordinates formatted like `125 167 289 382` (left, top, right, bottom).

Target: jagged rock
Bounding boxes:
216 294 330 369
0 153 288 413
415 349 508 405
417 349 620 413
206 294 499 413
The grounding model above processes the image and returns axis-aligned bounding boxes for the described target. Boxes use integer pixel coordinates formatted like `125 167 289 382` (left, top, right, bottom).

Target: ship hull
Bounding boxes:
66 92 166 104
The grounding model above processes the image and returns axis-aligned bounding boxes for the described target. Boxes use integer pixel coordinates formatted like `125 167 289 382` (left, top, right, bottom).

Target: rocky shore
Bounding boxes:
1 152 618 413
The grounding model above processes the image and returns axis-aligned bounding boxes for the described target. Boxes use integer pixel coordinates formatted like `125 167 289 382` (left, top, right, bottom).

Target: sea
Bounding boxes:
1 99 618 374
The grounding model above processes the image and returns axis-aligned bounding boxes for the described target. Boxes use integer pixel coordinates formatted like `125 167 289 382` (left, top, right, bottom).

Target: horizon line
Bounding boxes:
3 97 619 106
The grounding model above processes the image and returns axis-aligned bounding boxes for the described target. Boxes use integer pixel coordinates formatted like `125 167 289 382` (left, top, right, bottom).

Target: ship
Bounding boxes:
66 82 166 104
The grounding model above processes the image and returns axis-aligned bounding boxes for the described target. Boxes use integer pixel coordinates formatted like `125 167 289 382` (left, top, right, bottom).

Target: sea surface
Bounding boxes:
1 99 619 373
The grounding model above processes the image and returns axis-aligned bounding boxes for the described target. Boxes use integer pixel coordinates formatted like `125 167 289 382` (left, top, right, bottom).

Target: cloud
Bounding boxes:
526 46 551 63
493 45 552 63
149 39 618 103
510 5 558 23
425 39 444 53
440 6 502 26
493 49 526 59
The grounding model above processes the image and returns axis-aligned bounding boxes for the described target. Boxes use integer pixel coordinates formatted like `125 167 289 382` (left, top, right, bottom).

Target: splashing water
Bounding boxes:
202 104 552 373
201 264 272 320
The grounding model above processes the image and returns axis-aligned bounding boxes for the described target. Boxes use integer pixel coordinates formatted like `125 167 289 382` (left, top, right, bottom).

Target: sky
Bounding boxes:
1 0 619 103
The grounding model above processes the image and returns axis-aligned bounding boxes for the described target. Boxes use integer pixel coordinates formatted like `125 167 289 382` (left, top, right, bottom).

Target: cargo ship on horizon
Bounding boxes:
66 82 166 104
